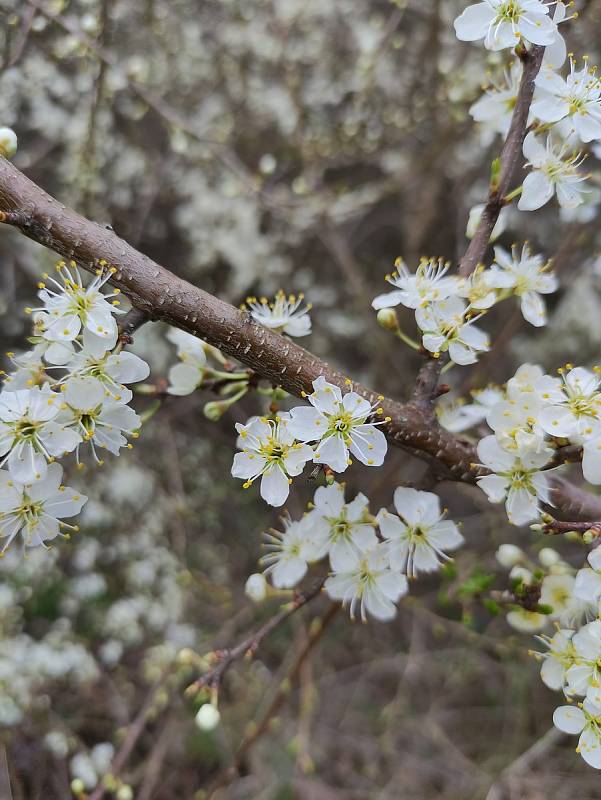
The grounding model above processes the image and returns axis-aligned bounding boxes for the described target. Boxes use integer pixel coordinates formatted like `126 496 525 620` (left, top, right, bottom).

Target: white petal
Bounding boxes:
518 171 555 211
453 3 494 42
260 465 290 507
553 705 586 735
314 434 349 473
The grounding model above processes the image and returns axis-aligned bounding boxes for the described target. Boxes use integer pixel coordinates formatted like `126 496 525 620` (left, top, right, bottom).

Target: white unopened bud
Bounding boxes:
496 544 524 568
509 565 532 585
466 203 509 241
116 786 133 800
538 547 560 567
259 153 277 175
0 127 17 159
195 703 221 731
376 308 400 333
245 572 267 603
70 779 85 795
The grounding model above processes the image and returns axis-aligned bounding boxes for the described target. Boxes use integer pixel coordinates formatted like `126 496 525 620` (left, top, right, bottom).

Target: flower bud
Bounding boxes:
538 547 561 567
496 544 524 568
466 203 508 242
117 786 134 800
70 779 85 796
245 573 267 602
509 565 532 585
195 703 221 731
0 127 17 159
376 308 400 333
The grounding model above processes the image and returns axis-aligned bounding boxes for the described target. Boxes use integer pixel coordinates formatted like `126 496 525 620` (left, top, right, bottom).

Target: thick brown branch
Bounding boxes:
0 157 479 481
459 45 545 277
1 158 600 519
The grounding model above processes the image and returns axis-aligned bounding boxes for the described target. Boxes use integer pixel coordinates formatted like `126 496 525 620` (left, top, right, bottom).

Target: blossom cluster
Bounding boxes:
495 542 601 768
0 261 149 553
462 2 601 214
372 246 558 365
248 481 463 622
435 362 601 527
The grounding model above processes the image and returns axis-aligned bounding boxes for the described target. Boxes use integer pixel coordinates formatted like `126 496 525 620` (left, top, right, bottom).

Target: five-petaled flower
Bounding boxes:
377 487 464 578
32 261 123 342
288 377 388 473
454 0 559 51
372 257 459 311
232 414 313 506
518 132 589 212
476 435 554 525
307 482 378 570
0 462 87 553
243 291 312 337
325 544 408 622
533 60 601 143
0 386 80 484
490 244 558 327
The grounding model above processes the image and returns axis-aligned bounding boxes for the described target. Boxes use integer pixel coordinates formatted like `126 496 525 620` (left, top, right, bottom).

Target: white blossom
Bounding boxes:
62 334 150 402
372 257 460 311
306 482 377 570
60 377 141 463
415 296 490 365
166 328 208 396
287 377 388 473
538 367 601 442
553 699 601 769
534 628 575 690
232 414 313 506
518 132 589 212
0 386 80 483
32 262 123 343
244 291 312 337
324 544 408 622
454 0 559 51
540 573 581 625
457 265 514 310
476 435 554 525
469 62 522 139
533 60 601 143
565 619 601 705
490 244 558 327
261 514 319 588
376 487 463 578
0 463 86 552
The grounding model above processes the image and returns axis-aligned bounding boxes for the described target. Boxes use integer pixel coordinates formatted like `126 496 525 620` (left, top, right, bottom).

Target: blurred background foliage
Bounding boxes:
1 0 601 797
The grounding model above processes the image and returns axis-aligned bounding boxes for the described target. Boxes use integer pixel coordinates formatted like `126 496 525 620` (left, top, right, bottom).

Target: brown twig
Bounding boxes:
0 157 480 481
205 602 339 798
540 518 601 537
2 158 601 518
187 579 326 693
459 45 545 277
87 674 170 800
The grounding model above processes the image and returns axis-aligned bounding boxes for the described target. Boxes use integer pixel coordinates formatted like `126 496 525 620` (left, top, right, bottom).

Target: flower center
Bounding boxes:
497 1 521 22
14 419 40 440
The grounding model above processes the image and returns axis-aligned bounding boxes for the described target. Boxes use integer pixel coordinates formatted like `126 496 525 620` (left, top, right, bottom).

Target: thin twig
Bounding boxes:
205 602 339 798
459 45 545 277
187 579 326 693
